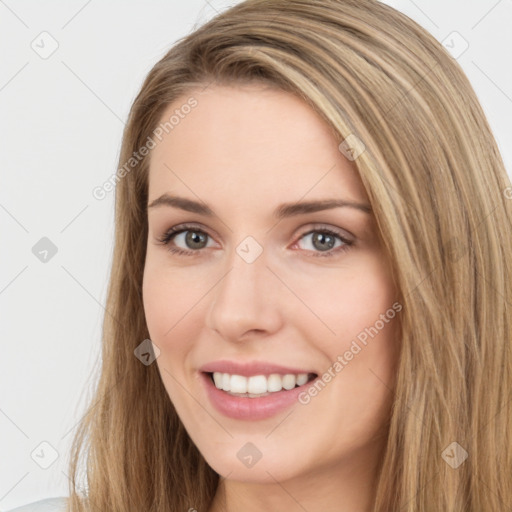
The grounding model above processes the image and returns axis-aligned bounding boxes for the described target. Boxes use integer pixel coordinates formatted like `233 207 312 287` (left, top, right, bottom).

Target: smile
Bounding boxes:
210 371 316 397
201 371 319 420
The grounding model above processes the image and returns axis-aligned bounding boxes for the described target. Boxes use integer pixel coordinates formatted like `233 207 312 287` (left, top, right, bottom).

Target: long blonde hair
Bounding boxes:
67 0 512 510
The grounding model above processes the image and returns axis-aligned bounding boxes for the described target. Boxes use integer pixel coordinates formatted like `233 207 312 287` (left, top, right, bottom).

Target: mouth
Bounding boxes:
200 370 320 420
203 371 318 398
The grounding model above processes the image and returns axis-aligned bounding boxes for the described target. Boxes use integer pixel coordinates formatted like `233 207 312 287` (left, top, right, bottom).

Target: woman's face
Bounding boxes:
143 83 401 484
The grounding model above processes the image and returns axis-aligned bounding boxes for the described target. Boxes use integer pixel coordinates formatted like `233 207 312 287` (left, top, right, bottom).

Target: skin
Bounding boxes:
142 83 401 512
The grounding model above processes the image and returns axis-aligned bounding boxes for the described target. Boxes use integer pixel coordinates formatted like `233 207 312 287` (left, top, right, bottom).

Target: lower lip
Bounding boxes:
200 372 316 421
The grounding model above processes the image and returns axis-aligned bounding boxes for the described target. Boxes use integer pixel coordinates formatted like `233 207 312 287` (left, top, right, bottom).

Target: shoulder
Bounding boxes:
3 497 68 512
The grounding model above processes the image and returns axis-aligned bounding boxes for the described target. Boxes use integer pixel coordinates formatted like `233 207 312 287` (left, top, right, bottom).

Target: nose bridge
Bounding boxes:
206 236 282 340
216 238 269 311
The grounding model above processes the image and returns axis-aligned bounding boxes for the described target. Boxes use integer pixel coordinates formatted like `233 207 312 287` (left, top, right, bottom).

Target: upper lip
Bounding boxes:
199 360 318 377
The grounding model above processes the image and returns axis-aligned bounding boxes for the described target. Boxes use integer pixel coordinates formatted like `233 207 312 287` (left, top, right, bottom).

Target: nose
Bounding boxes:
205 244 283 343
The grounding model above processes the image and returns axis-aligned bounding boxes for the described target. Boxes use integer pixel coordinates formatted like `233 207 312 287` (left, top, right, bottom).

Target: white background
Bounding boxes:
1 0 511 508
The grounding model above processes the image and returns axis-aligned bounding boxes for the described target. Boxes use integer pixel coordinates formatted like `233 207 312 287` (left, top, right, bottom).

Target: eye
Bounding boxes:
156 223 354 258
156 223 214 256
293 226 353 258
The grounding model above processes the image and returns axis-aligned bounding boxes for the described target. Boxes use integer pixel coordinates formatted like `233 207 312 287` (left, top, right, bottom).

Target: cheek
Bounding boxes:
329 257 400 412
142 261 201 357
301 252 400 395
142 264 204 411
293 251 397 343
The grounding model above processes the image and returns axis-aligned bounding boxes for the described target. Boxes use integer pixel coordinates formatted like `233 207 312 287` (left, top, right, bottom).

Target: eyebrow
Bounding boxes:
148 193 372 218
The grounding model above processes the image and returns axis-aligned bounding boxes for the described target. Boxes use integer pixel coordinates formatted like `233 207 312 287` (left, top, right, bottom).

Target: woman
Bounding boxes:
11 0 512 510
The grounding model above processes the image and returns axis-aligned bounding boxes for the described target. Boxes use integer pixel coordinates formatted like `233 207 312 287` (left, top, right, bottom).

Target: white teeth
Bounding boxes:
221 373 231 391
213 372 223 389
248 375 267 394
267 374 283 392
230 374 247 393
282 374 297 390
211 372 311 395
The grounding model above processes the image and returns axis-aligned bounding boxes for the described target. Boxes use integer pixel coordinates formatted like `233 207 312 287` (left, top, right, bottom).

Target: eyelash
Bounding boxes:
156 223 353 258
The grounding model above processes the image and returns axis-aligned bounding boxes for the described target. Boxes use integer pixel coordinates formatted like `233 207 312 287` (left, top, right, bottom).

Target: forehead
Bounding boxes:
147 84 369 207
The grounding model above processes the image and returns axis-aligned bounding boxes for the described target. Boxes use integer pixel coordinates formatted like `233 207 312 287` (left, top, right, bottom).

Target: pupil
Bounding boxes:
186 231 206 249
314 232 334 251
